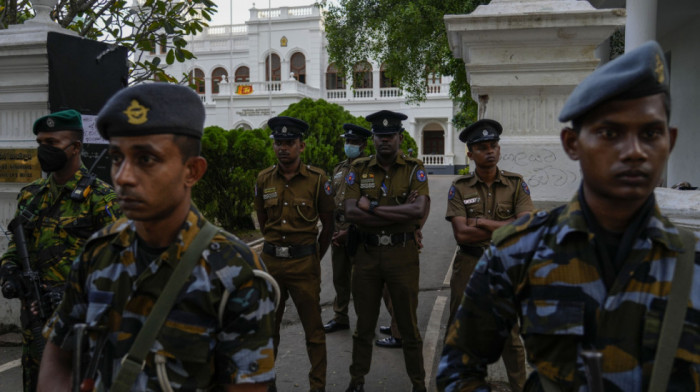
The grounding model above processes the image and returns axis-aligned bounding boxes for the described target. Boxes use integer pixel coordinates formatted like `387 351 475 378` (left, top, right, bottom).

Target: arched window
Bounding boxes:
266 53 281 81
159 35 167 54
353 61 373 89
380 63 398 88
211 67 228 94
235 123 252 131
235 66 250 83
290 52 306 84
423 123 445 155
326 63 346 90
189 68 205 94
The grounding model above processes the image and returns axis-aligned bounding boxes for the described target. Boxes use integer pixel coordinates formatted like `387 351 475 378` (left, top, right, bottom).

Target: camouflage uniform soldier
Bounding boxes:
444 119 533 391
324 123 372 334
254 116 334 392
0 110 122 392
344 110 430 392
437 41 700 391
38 84 276 391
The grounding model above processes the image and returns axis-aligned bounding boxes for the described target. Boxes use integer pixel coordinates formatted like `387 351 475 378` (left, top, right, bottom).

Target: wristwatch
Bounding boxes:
368 200 379 214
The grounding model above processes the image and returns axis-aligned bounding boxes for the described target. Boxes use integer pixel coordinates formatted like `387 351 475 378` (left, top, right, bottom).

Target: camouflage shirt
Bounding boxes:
44 206 276 390
1 165 122 288
437 194 700 392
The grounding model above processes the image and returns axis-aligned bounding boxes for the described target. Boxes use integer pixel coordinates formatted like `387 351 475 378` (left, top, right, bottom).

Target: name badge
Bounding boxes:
263 187 277 200
360 179 375 189
463 197 480 205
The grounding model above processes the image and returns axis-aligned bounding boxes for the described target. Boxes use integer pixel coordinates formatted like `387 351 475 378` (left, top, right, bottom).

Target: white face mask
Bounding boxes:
344 144 361 158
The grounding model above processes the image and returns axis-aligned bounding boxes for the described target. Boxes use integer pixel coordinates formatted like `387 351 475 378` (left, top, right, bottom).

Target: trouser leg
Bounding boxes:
501 323 527 392
448 251 480 326
331 244 352 325
382 285 401 339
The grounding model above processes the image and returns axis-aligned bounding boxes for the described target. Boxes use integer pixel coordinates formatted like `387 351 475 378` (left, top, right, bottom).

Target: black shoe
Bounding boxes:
375 336 402 348
267 383 277 392
345 384 364 392
379 325 391 335
324 319 350 333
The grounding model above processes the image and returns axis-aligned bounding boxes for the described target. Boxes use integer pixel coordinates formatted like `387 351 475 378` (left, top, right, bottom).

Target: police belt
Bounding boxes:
458 245 486 258
362 232 414 247
263 242 317 259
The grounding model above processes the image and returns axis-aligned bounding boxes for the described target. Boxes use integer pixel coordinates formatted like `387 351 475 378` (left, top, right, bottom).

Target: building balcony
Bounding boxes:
215 80 321 99
420 154 454 166
326 83 450 102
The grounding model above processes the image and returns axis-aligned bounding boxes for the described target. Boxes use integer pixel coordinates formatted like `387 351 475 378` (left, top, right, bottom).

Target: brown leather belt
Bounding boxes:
458 245 485 258
363 232 414 247
263 242 317 259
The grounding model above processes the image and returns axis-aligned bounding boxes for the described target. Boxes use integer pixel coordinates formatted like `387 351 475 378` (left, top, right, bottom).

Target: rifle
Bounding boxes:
7 218 47 357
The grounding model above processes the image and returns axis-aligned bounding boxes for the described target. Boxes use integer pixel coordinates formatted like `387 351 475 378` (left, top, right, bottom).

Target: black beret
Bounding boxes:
33 109 83 135
559 40 670 123
459 119 503 145
268 116 309 140
341 123 372 140
97 83 205 140
365 110 407 135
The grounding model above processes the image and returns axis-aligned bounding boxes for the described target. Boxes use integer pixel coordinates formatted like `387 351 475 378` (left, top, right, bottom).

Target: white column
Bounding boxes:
625 0 657 51
204 77 212 104
373 68 380 98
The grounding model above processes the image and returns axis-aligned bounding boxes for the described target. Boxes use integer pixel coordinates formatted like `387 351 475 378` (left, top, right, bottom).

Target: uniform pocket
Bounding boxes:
86 290 113 326
62 216 95 239
464 199 484 218
496 202 515 220
159 313 213 364
520 299 585 336
644 297 700 364
294 198 317 222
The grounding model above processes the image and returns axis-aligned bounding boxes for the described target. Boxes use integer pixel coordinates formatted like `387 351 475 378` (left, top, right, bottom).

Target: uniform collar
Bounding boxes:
367 151 408 169
555 192 683 252
47 164 88 194
274 161 311 178
473 167 503 185
112 205 209 268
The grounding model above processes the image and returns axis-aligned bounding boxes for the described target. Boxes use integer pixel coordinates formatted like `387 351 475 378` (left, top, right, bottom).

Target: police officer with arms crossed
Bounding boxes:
0 109 122 392
437 41 700 391
344 110 430 392
38 84 276 392
444 119 533 392
254 116 334 392
324 123 372 333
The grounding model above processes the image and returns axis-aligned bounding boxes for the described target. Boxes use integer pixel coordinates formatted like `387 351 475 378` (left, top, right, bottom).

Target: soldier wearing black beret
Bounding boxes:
439 41 700 392
343 110 430 392
39 83 276 391
255 116 334 392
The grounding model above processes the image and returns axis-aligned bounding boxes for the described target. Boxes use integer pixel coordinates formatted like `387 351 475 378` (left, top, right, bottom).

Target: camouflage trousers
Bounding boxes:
21 328 40 392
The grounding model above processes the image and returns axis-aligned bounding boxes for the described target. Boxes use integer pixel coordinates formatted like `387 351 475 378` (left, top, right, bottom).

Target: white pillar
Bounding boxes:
445 121 454 160
625 0 657 51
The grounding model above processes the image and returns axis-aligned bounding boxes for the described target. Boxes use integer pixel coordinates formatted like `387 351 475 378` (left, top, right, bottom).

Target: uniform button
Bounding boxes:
249 363 259 372
488 210 491 213
285 184 289 188
488 193 491 197
536 210 548 217
209 242 220 251
282 235 286 240
284 202 288 206
302 202 306 206
282 220 287 224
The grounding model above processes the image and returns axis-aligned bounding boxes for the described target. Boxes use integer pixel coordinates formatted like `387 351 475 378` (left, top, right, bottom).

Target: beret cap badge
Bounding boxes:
482 130 488 136
46 118 55 128
123 100 150 125
655 54 665 84
382 119 389 126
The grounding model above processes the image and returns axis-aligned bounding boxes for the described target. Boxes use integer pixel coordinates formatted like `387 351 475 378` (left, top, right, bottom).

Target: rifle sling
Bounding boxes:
648 228 697 391
110 221 219 392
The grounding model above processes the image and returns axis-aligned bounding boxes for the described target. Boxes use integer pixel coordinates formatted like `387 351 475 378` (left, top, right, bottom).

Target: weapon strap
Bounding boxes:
648 227 697 391
110 221 219 392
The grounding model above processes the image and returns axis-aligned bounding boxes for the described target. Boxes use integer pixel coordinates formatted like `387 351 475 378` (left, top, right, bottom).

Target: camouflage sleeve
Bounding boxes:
90 183 123 229
217 250 276 384
43 252 87 348
1 190 32 270
445 183 466 221
436 246 518 391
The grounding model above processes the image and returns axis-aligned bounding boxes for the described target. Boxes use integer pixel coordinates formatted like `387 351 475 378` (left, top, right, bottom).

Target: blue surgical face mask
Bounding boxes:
344 143 361 158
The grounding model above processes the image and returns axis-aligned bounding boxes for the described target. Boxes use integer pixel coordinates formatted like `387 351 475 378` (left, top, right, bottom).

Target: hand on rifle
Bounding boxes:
29 285 63 318
0 263 22 299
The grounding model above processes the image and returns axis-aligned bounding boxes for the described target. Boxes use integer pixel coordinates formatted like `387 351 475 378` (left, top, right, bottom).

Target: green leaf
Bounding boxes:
166 49 175 65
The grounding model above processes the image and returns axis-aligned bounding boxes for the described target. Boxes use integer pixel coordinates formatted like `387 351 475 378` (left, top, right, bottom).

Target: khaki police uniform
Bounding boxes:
330 157 358 325
445 168 533 392
346 153 429 390
254 162 334 390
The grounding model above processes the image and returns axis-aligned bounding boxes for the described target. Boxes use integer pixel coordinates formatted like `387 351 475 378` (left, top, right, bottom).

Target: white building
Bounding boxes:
149 4 461 174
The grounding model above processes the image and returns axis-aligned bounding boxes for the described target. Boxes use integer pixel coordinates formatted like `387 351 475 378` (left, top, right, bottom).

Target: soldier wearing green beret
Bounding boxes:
254 116 334 392
0 109 123 392
38 84 277 392
438 41 700 392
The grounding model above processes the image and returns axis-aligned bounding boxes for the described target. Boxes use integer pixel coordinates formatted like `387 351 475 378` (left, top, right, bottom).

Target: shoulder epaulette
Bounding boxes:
351 157 371 168
403 156 424 165
91 178 115 196
19 179 47 196
492 207 562 246
81 218 129 252
306 165 327 177
258 165 276 177
454 173 475 183
500 170 524 179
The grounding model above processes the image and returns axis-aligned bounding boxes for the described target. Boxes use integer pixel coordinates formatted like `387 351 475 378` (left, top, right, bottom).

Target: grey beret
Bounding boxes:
459 119 503 145
365 110 407 135
559 40 670 123
97 83 205 140
268 116 309 140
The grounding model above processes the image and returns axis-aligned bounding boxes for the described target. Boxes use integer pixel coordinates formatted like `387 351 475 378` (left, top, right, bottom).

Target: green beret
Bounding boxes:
559 40 670 123
97 83 205 140
33 109 83 135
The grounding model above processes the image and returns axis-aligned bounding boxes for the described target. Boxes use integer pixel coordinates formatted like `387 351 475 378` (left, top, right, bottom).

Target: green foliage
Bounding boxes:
323 0 489 129
193 126 275 231
457 167 470 175
0 0 217 84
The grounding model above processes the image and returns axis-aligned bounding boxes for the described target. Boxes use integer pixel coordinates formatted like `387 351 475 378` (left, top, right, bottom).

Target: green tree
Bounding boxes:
322 0 489 128
193 126 275 231
279 97 419 174
0 0 217 84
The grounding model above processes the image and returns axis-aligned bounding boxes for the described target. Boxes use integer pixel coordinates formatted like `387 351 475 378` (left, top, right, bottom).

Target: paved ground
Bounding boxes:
0 174 559 391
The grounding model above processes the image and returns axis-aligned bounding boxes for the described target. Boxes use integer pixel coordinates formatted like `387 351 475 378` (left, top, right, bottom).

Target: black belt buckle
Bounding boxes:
275 246 291 258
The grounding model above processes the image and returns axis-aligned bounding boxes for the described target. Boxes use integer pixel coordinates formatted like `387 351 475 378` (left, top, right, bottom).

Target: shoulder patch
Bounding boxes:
346 171 356 185
448 185 456 200
521 181 531 196
416 169 427 182
324 181 332 195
